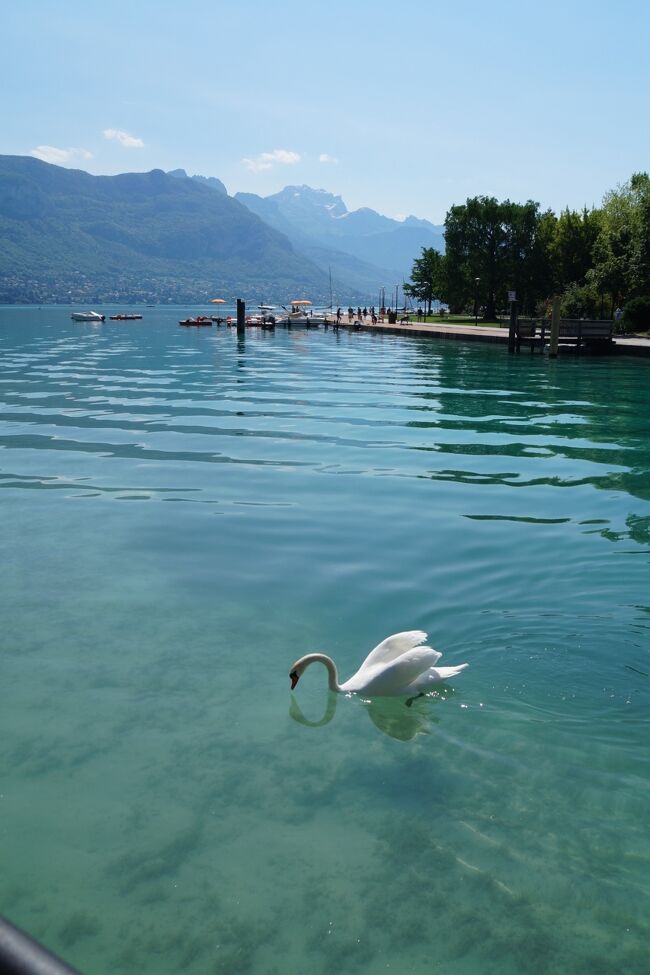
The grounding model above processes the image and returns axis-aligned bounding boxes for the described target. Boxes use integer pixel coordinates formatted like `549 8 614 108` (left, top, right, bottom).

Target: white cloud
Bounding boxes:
103 128 144 148
30 145 93 165
319 153 339 164
242 149 301 173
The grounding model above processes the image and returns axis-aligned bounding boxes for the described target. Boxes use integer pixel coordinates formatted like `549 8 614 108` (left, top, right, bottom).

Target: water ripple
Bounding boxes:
1 309 649 975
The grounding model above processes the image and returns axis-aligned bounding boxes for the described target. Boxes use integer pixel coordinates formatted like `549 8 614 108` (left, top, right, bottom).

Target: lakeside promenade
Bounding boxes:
354 318 650 357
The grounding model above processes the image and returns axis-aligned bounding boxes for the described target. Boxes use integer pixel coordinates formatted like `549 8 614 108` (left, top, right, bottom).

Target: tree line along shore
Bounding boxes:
403 172 650 333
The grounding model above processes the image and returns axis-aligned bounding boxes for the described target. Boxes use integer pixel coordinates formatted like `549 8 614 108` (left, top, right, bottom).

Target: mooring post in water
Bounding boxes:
549 296 560 358
508 296 517 353
236 298 245 336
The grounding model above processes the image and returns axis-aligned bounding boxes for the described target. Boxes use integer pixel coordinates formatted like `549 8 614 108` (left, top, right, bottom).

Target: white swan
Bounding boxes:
289 630 468 702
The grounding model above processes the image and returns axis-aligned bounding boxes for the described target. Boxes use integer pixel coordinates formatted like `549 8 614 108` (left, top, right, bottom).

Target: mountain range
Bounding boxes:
233 185 444 297
0 155 444 304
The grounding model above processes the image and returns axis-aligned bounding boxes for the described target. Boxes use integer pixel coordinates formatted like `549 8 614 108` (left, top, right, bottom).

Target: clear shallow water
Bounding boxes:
1 305 649 975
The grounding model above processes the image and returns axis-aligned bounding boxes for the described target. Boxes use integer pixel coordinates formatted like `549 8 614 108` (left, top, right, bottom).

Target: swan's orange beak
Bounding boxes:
290 670 299 690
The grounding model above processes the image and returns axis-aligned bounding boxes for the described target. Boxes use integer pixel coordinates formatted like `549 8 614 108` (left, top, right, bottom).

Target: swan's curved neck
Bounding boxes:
300 653 341 692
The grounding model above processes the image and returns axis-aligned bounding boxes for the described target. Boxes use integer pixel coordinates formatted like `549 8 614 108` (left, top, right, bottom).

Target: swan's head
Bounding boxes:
289 653 335 691
288 655 310 690
289 662 303 690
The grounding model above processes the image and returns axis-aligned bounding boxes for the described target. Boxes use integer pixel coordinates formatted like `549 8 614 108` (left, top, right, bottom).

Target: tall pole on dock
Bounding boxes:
236 298 245 336
508 294 517 353
549 296 561 358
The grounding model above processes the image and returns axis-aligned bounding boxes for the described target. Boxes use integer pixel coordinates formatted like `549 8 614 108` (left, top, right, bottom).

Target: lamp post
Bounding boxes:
474 277 480 327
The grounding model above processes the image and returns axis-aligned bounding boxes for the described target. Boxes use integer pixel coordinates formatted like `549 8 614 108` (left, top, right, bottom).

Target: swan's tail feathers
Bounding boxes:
435 663 469 680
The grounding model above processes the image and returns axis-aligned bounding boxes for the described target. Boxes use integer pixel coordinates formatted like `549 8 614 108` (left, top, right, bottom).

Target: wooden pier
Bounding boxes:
354 319 650 357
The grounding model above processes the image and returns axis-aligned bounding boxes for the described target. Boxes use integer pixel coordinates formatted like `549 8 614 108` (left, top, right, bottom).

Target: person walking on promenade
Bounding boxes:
348 307 354 323
336 307 342 325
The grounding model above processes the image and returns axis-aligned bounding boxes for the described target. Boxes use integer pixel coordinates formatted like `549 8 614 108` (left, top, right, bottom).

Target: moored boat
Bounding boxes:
223 315 273 327
71 310 105 322
179 316 212 326
109 314 143 321
276 299 320 327
258 305 277 328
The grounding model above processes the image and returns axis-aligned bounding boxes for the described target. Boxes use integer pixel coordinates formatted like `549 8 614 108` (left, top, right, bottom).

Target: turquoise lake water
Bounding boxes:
0 306 648 975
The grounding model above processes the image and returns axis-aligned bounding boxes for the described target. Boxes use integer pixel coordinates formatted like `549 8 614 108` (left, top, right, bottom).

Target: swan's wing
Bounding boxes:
345 647 443 694
360 630 430 670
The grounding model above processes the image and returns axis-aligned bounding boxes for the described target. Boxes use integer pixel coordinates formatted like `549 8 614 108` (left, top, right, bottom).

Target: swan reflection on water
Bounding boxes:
289 689 453 741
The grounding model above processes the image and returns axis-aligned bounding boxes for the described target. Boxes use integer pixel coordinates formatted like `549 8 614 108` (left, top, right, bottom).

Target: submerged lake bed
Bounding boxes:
1 306 649 975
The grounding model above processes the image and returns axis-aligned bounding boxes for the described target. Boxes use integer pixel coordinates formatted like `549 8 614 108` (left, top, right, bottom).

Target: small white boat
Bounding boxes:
71 310 105 322
276 300 320 328
309 308 335 326
254 304 276 326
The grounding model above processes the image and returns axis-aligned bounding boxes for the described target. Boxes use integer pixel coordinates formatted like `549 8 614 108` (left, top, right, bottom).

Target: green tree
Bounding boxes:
404 247 446 313
559 277 601 319
443 196 550 319
623 296 650 331
592 172 650 308
549 207 602 290
503 201 555 314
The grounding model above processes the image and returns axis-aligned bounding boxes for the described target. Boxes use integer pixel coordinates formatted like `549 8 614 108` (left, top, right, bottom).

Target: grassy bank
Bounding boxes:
420 314 502 327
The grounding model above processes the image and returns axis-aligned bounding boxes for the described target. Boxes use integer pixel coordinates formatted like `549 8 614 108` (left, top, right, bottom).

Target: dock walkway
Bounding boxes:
354 319 650 357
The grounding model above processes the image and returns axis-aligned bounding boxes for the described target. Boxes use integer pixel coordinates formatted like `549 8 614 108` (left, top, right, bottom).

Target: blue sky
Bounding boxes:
2 0 648 223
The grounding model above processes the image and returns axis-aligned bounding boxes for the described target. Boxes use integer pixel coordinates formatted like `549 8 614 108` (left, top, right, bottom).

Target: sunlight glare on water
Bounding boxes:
1 306 649 975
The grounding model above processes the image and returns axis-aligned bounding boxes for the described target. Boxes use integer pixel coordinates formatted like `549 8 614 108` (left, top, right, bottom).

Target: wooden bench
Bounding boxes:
515 321 545 352
516 319 613 353
554 320 613 351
